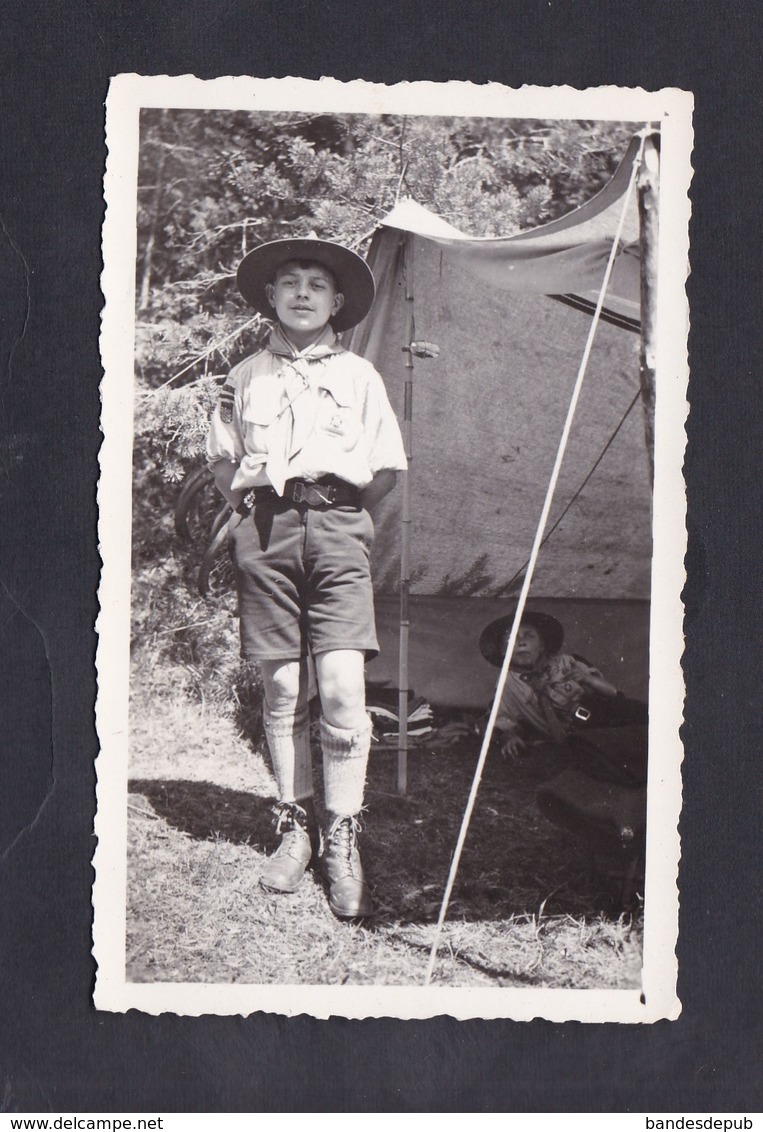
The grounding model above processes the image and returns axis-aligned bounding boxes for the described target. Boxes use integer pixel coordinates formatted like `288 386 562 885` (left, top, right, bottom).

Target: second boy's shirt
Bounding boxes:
496 653 609 737
207 325 407 495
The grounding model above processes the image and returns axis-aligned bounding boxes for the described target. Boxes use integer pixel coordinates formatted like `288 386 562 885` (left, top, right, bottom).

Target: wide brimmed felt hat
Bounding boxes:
236 236 376 332
479 609 565 668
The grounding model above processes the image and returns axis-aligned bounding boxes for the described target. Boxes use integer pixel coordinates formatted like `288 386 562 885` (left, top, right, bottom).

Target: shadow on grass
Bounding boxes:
130 733 643 927
129 777 277 850
365 750 607 925
381 929 555 987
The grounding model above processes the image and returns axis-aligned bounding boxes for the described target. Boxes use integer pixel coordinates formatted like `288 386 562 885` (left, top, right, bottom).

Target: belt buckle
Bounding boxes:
293 481 333 507
574 705 591 723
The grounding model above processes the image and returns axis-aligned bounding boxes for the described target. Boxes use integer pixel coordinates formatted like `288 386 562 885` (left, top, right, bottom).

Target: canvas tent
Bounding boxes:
346 135 655 720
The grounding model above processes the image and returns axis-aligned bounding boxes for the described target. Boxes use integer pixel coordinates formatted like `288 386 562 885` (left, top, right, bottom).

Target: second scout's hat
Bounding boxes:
478 609 565 668
236 235 376 332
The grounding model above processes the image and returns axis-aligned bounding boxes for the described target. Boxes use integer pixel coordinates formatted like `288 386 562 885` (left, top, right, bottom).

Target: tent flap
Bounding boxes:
348 138 652 633
349 229 651 601
345 138 652 714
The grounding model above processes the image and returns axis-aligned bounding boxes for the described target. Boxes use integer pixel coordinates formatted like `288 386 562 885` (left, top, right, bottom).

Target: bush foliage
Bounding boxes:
136 111 635 391
132 111 637 696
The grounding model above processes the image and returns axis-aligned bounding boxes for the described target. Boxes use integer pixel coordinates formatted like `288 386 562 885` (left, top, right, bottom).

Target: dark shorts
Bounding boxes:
229 495 379 662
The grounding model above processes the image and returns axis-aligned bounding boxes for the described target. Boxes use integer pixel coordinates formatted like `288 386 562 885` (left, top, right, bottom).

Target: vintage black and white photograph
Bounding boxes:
94 76 691 1019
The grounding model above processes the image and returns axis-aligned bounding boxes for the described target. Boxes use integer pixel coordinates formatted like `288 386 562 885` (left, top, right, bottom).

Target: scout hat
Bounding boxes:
236 235 376 332
479 609 565 668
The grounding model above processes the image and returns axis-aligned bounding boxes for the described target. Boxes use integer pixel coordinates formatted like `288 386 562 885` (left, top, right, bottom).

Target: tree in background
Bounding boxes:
136 111 634 318
130 110 638 707
133 112 637 500
135 110 629 468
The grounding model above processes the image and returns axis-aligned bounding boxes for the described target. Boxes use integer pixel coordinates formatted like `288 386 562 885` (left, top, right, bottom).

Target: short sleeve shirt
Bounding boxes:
207 329 407 493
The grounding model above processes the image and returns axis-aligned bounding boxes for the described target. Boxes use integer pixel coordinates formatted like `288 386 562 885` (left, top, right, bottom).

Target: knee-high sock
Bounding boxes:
320 715 372 817
262 704 313 802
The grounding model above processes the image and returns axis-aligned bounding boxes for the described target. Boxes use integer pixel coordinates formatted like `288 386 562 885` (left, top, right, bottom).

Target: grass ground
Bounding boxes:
126 689 643 989
125 478 643 990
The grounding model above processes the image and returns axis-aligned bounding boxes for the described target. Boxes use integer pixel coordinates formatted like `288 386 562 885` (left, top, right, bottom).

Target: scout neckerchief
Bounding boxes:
519 662 569 743
263 324 344 494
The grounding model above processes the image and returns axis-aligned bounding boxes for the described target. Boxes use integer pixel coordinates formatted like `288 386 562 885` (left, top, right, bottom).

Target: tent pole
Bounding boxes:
638 130 660 487
397 234 415 795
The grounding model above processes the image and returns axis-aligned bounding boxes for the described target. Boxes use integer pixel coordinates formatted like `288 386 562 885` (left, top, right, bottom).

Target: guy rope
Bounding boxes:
424 130 651 987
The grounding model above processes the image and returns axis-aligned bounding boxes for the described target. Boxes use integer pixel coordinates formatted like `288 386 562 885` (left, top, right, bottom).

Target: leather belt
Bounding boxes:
240 477 360 513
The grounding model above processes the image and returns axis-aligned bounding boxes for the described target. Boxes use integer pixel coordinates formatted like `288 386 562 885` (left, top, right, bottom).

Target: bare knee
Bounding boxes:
315 650 366 729
260 659 310 713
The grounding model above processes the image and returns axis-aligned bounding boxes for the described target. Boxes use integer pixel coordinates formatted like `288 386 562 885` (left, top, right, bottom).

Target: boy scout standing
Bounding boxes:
207 236 407 918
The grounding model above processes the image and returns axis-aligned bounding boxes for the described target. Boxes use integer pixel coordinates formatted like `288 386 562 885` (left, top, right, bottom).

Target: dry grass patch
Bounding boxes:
129 695 271 793
126 691 643 989
127 803 641 988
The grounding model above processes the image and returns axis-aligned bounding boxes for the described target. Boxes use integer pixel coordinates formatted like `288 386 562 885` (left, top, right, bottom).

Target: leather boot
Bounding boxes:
321 815 375 918
259 801 314 894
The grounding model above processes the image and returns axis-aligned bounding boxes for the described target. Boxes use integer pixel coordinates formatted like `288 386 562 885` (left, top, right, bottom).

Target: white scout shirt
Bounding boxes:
207 325 407 495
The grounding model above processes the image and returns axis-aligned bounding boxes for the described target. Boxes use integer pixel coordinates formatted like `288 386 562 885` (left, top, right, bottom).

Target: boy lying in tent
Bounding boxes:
207 235 407 919
480 610 648 897
478 610 648 788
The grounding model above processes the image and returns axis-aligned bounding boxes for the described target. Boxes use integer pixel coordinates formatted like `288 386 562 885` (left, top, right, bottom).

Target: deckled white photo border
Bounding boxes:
94 75 692 1020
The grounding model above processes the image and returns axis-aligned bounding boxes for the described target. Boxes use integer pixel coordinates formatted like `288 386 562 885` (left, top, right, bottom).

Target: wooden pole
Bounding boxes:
397 234 415 794
638 131 660 487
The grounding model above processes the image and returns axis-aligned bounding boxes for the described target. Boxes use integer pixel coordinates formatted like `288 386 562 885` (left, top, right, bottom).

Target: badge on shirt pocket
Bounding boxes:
317 403 361 449
323 408 351 436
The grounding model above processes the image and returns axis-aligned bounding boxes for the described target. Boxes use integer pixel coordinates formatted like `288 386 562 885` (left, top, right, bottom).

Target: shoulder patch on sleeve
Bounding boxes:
217 382 235 424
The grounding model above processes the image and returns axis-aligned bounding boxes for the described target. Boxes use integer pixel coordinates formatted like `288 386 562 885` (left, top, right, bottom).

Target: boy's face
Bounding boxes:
508 624 547 670
265 260 345 347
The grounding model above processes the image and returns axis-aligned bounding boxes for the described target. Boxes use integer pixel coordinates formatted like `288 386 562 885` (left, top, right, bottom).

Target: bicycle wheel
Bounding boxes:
198 505 235 597
174 465 218 542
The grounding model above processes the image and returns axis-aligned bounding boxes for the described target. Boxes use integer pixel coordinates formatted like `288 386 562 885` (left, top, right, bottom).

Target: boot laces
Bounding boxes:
273 801 308 836
271 802 310 862
326 815 363 877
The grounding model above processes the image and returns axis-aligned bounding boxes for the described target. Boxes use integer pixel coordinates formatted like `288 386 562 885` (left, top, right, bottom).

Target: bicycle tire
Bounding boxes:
174 465 216 542
208 500 232 541
198 507 234 597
